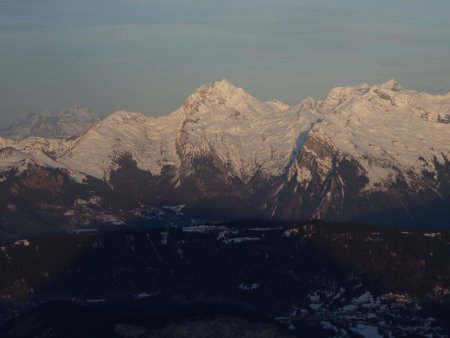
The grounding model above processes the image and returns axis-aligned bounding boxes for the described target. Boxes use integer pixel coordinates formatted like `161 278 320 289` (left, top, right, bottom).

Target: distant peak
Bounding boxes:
59 105 99 123
64 104 90 110
0 104 100 140
62 104 95 115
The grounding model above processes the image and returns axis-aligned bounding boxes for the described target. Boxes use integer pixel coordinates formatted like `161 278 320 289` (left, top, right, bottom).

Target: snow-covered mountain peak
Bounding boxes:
377 79 402 92
320 83 370 110
322 80 406 109
196 79 249 100
211 79 242 93
180 80 291 121
316 80 450 125
318 80 448 120
301 80 450 190
181 80 257 114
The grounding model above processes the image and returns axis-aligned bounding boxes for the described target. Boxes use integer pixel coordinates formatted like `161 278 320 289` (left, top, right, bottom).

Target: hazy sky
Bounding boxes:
1 0 450 127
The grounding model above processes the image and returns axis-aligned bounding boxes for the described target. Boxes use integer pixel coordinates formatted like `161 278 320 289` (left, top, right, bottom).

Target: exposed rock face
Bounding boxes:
1 79 450 233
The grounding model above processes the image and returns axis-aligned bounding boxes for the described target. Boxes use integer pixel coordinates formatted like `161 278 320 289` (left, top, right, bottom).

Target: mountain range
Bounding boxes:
0 104 100 140
1 79 450 237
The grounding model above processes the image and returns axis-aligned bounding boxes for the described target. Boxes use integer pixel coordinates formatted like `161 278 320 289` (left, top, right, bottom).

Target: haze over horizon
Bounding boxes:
1 0 450 127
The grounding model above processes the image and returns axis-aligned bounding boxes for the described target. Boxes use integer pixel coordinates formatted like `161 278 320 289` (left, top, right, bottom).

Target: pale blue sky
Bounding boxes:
1 0 450 126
